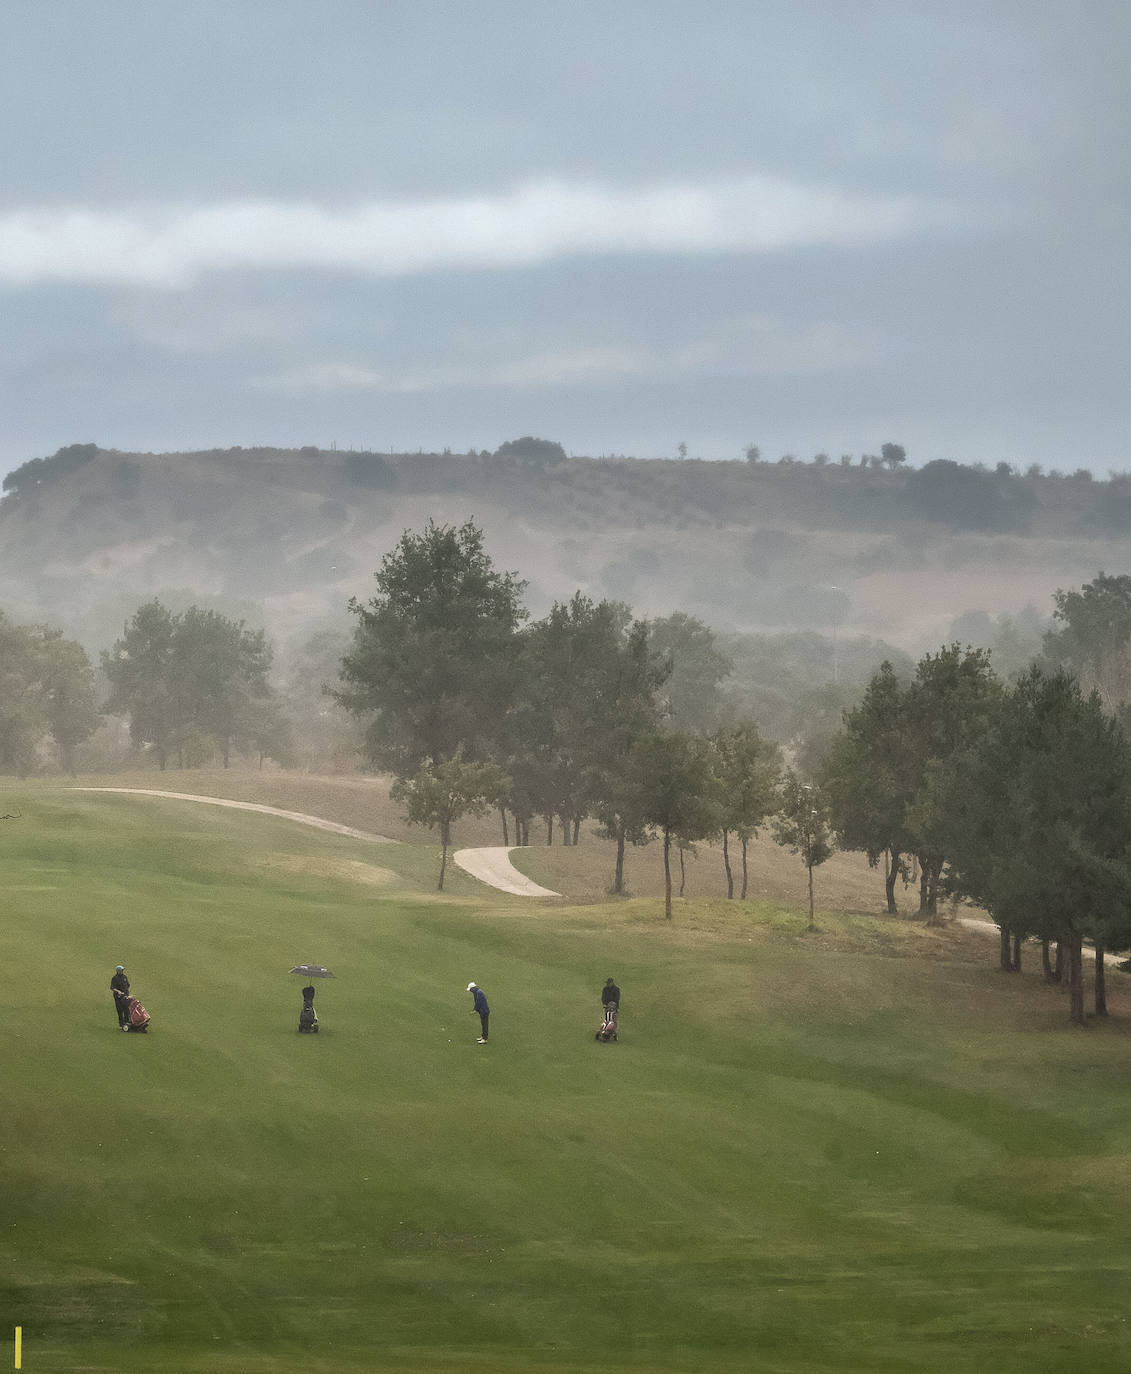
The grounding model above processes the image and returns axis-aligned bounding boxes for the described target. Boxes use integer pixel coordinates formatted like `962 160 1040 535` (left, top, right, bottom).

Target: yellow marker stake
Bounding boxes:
13 1327 20 1369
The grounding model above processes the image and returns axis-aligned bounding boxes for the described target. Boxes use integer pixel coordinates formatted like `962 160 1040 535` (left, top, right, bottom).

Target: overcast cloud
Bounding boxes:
2 1 1129 471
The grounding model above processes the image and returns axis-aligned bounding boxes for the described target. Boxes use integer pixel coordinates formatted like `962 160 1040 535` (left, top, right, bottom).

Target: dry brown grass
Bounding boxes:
509 825 950 916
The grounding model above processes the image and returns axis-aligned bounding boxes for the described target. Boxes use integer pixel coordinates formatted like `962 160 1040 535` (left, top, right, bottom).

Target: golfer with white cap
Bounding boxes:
467 982 489 1043
110 963 131 1029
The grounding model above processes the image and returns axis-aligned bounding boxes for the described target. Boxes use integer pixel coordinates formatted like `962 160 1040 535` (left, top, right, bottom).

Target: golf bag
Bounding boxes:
125 997 150 1032
596 1002 619 1042
298 986 319 1033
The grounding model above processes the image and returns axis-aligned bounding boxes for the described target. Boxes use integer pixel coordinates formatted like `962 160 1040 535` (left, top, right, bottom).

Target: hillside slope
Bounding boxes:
3 445 1130 655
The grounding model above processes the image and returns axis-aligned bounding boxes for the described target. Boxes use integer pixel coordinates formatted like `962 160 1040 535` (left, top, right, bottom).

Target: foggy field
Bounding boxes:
5 785 1131 1372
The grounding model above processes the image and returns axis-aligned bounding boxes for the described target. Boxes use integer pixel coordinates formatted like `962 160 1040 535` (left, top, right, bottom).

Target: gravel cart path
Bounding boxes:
452 846 560 897
68 787 399 843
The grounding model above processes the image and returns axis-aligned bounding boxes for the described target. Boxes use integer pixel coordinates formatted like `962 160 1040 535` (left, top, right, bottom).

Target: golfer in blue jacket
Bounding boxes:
467 981 489 1043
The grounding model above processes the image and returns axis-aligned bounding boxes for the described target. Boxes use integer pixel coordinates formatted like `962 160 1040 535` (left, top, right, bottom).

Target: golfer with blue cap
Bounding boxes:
467 982 489 1043
110 963 131 1029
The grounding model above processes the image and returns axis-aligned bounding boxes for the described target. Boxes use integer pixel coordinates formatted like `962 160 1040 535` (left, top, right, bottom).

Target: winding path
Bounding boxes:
453 847 560 897
68 787 399 843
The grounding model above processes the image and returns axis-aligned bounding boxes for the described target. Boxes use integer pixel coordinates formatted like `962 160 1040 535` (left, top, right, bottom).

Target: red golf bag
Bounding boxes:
126 997 151 1032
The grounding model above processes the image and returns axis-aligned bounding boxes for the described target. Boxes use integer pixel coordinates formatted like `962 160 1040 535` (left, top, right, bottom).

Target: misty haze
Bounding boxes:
5 6 1131 1373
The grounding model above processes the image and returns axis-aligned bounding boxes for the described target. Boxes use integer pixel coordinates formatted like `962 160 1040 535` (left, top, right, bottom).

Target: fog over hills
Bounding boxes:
3 442 1129 668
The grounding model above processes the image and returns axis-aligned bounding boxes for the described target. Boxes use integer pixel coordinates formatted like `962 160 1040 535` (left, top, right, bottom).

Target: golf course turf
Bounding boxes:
4 786 1131 1372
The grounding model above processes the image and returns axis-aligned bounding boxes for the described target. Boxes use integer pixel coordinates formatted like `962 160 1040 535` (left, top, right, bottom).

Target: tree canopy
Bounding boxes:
338 519 528 774
102 600 281 769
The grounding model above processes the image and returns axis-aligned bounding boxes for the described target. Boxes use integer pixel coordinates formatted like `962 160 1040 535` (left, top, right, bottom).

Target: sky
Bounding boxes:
2 1 1130 477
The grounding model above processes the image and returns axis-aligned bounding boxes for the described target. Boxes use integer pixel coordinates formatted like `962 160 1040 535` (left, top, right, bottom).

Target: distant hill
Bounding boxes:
2 443 1129 659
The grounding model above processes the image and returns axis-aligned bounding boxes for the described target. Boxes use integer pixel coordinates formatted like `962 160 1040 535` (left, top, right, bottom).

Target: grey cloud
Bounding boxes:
0 176 947 290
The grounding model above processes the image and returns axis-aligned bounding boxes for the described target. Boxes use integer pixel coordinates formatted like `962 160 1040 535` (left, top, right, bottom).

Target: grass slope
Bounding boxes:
3 787 1131 1373
62 769 924 913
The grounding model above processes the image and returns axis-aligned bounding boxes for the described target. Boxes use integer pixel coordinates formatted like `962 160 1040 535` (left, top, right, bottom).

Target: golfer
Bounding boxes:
467 981 489 1043
601 977 620 1017
111 964 131 1029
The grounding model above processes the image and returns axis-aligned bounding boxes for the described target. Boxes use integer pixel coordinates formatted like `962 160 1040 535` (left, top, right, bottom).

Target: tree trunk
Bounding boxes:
918 862 929 917
722 829 733 899
740 837 749 900
546 814 553 845
678 845 686 897
1068 931 1085 1024
500 807 509 846
925 859 942 925
438 819 450 891
1095 943 1108 1017
1042 938 1055 981
663 826 672 919
884 849 900 914
613 822 626 895
559 813 571 845
1055 940 1065 982
572 817 580 845
1011 932 1022 971
999 924 1012 971
807 861 816 930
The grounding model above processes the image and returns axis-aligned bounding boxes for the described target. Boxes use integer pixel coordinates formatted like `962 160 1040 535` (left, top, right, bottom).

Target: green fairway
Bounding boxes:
4 788 1131 1373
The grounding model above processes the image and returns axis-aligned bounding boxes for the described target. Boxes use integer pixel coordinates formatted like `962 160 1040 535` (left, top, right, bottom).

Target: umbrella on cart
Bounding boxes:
290 966 333 1033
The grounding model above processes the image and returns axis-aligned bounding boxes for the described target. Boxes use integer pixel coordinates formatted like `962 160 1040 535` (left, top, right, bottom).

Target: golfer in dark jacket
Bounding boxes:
602 977 620 1011
467 982 489 1042
111 964 130 1028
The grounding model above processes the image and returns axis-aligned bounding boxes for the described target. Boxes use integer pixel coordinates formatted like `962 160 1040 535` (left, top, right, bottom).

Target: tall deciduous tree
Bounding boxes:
391 753 510 890
903 645 1001 921
590 618 671 893
102 600 179 768
337 520 527 774
771 772 833 930
825 648 1000 921
647 612 733 735
37 628 100 774
0 614 100 775
934 669 1131 1023
821 661 915 913
509 594 629 844
636 729 718 919
173 607 273 767
1043 571 1131 710
103 600 282 769
711 721 781 898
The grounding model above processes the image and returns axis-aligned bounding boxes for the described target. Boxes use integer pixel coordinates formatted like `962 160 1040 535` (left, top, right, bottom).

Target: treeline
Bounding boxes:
101 602 292 770
0 580 890 781
820 572 1131 1023
0 613 99 774
7 440 1131 541
0 601 295 776
334 527 1131 1024
333 519 783 912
